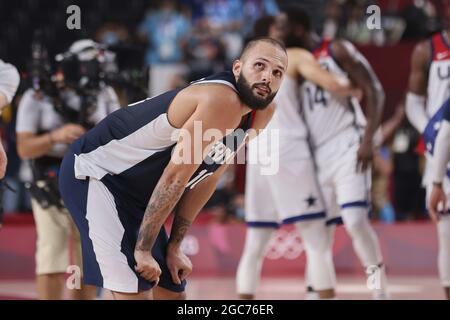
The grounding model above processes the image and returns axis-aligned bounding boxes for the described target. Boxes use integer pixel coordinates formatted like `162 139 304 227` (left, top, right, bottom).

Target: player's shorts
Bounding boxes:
31 199 82 275
245 141 326 228
314 127 372 225
59 148 186 294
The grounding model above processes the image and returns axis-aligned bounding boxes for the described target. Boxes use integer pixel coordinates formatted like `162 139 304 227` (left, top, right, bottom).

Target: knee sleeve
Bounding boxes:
297 221 336 290
236 227 275 295
341 207 383 267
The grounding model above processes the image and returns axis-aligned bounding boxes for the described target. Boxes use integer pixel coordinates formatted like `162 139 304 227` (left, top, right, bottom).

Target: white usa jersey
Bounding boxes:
250 75 310 159
427 32 450 117
273 75 308 142
301 39 366 148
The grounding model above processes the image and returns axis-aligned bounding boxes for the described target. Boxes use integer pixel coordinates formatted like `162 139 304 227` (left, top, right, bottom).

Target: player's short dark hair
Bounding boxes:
253 15 276 38
240 37 286 60
283 5 311 32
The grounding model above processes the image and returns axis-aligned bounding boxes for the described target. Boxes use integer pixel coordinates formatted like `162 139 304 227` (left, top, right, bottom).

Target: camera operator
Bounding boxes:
0 59 20 228
16 39 120 300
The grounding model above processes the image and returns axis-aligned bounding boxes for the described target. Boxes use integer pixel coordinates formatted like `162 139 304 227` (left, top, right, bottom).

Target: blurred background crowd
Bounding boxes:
0 0 448 224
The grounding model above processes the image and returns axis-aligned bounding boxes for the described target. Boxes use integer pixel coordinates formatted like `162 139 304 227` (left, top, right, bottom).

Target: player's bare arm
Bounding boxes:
165 104 269 285
166 102 275 249
166 162 230 284
134 85 243 282
288 48 357 97
332 40 385 171
165 102 275 284
429 118 450 222
406 40 430 133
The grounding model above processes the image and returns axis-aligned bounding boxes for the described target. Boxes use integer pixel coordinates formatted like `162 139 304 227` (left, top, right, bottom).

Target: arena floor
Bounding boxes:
0 275 445 300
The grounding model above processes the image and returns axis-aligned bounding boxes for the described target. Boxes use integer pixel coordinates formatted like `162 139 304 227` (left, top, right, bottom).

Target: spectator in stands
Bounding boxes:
138 0 191 96
184 18 226 82
344 0 385 45
200 0 279 63
240 0 280 36
401 0 438 40
95 21 130 47
322 0 344 39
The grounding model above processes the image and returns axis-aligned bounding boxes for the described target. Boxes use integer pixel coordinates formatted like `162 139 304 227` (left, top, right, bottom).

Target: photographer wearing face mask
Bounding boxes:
15 39 120 300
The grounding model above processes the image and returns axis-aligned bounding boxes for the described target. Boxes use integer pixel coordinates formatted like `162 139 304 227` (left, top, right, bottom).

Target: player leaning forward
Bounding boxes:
58 38 288 299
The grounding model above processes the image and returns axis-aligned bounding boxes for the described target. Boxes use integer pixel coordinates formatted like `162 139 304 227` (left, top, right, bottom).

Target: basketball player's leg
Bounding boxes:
437 215 450 299
341 209 388 299
236 226 277 299
302 186 339 299
153 286 186 300
427 178 450 299
328 141 388 297
237 162 278 299
275 158 335 299
336 168 388 298
111 290 152 300
60 167 155 300
296 219 336 299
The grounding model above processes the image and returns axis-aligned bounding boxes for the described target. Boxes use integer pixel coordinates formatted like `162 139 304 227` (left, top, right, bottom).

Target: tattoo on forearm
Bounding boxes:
136 177 185 251
170 214 192 246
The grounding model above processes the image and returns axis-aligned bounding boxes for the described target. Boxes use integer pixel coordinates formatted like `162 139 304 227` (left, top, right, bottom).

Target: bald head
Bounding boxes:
232 37 287 110
240 37 286 62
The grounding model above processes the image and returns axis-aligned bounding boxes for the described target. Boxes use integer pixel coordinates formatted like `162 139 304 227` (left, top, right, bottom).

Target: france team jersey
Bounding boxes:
70 71 251 216
58 71 254 293
423 97 450 177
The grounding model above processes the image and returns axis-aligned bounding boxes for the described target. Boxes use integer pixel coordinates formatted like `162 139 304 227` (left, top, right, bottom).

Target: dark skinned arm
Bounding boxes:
406 41 430 133
331 40 385 171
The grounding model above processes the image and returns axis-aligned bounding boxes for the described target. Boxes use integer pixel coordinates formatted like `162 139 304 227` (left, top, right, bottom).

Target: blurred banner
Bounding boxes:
0 218 438 280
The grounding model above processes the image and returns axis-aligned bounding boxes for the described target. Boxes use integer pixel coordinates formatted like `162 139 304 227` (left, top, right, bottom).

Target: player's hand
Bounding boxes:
0 142 7 179
333 77 363 101
356 140 373 172
166 245 192 285
349 87 363 102
134 249 161 284
428 183 447 223
51 124 86 144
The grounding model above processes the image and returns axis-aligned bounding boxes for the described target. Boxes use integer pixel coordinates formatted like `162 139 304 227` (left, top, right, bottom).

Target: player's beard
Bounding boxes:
236 73 276 110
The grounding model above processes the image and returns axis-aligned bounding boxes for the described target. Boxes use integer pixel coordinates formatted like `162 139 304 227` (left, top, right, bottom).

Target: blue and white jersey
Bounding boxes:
423 97 450 177
69 71 253 216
